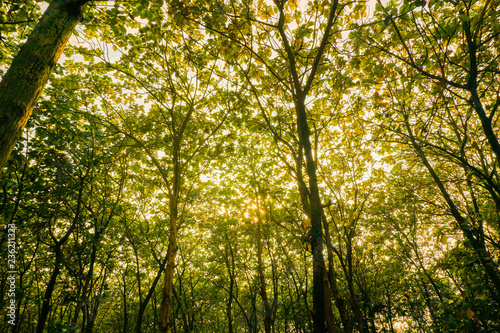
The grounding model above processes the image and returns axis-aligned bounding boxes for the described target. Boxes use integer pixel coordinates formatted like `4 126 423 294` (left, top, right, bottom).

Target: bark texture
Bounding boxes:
158 136 182 333
158 217 178 333
0 0 90 170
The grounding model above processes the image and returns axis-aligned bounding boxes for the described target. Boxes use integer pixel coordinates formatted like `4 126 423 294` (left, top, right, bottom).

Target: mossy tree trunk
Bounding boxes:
0 0 91 170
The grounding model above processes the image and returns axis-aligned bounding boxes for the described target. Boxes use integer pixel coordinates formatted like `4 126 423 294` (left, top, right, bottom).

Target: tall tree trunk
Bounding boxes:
69 243 97 333
136 254 169 333
158 214 178 333
256 208 273 333
462 18 500 167
172 284 190 333
345 237 366 333
83 297 100 333
0 0 91 170
158 139 181 333
295 93 328 333
322 212 349 332
273 0 339 328
122 269 129 333
224 241 236 333
36 248 62 333
36 173 86 332
83 269 108 333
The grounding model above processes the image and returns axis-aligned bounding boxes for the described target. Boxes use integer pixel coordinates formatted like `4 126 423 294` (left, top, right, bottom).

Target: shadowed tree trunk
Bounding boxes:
136 254 169 333
256 200 273 333
224 240 236 333
272 0 340 330
36 247 63 333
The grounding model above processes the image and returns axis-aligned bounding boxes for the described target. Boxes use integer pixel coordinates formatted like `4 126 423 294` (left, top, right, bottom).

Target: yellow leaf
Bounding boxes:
440 234 448 244
301 218 311 232
466 308 475 319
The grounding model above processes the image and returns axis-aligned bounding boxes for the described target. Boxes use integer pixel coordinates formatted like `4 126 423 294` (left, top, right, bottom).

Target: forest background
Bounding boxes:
1 0 500 332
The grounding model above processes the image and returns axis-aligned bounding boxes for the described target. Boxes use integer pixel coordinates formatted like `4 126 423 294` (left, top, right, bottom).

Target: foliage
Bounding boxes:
1 0 500 332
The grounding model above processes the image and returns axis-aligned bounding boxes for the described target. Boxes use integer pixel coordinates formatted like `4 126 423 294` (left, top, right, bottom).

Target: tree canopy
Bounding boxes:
1 0 499 332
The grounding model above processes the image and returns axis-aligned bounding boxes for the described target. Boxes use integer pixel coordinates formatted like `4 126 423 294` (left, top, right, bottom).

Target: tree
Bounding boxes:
73 6 239 330
0 0 92 170
179 0 346 330
0 69 130 332
3 1 500 332
353 0 500 317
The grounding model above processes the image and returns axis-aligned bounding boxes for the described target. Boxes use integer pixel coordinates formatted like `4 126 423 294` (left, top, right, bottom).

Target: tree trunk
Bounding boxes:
249 295 257 333
462 18 500 167
69 243 97 332
322 212 349 332
224 242 236 333
136 254 169 333
36 248 62 333
158 215 178 333
122 269 129 333
158 139 181 333
0 0 91 170
295 93 328 333
83 270 108 333
256 209 273 333
345 237 366 333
